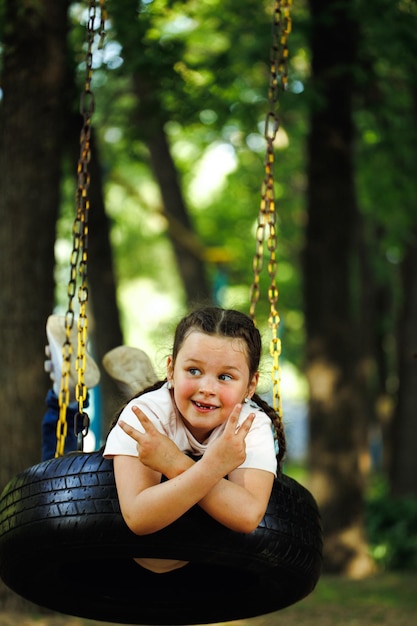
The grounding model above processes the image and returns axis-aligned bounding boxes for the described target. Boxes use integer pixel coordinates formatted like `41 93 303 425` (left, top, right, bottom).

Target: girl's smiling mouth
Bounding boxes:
192 400 219 412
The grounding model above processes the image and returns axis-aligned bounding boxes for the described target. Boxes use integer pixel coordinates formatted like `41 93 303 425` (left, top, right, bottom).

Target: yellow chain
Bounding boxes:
55 1 107 457
249 0 291 418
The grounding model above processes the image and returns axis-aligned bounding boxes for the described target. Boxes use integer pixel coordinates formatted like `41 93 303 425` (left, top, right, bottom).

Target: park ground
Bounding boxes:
0 572 416 626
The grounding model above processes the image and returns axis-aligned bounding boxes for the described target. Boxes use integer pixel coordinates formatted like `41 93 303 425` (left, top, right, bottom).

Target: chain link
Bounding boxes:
249 0 292 418
55 1 107 457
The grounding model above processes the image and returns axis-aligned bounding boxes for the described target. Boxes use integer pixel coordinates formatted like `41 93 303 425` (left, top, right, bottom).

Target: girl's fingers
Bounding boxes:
238 413 255 435
120 406 160 443
131 405 155 431
225 405 255 437
225 404 242 430
118 419 141 441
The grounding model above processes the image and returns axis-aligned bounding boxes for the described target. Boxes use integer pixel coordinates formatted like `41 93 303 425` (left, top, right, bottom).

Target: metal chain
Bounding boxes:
55 1 107 457
249 0 292 418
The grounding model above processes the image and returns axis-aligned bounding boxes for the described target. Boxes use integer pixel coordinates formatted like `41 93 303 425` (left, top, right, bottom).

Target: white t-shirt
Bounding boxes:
103 383 277 476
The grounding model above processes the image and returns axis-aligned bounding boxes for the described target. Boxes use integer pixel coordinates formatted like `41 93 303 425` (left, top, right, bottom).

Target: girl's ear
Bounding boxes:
166 355 174 381
247 371 259 399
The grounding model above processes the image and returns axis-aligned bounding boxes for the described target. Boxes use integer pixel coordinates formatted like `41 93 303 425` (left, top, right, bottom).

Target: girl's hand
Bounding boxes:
204 404 255 477
119 406 183 476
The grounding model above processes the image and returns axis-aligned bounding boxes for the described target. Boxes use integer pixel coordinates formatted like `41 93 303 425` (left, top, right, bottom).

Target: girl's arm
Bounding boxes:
114 405 274 535
195 466 274 533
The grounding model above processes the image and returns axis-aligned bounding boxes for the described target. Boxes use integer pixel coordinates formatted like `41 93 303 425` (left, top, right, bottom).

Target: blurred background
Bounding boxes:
1 0 417 612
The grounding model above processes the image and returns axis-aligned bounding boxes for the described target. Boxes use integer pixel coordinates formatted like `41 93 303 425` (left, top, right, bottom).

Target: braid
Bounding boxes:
252 392 286 473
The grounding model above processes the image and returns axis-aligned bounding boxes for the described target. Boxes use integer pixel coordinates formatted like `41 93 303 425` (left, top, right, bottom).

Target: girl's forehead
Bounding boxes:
178 331 249 360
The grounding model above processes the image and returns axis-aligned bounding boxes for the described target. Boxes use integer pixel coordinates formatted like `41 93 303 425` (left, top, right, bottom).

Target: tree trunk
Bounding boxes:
108 0 212 306
0 0 69 608
387 83 417 497
304 0 374 577
87 128 126 438
390 228 417 496
65 114 125 441
139 118 212 307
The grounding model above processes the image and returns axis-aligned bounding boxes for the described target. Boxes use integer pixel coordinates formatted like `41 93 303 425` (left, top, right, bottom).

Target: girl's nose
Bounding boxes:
199 376 216 395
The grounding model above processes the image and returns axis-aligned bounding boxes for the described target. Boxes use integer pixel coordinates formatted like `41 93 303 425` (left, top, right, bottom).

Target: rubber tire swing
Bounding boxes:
0 451 322 625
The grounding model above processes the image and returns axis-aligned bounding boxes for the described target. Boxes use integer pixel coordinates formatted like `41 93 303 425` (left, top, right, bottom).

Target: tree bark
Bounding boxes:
390 228 417 496
386 82 417 497
87 128 126 437
65 114 125 440
134 97 212 307
0 0 69 608
108 0 212 306
304 0 374 577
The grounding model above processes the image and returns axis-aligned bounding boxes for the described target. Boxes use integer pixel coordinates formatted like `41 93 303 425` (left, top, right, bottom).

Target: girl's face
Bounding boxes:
167 330 258 443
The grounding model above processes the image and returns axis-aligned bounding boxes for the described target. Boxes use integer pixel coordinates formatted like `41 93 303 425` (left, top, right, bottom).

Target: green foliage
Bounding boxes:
366 478 417 571
65 0 310 365
62 0 417 382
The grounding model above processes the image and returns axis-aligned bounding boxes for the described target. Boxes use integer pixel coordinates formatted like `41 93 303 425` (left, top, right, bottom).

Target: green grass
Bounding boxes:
317 573 416 608
258 573 417 626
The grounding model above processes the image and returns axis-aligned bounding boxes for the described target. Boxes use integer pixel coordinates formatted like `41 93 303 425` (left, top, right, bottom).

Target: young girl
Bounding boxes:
103 306 286 574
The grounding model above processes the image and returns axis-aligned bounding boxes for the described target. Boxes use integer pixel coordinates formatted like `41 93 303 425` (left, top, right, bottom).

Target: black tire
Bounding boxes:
0 451 322 625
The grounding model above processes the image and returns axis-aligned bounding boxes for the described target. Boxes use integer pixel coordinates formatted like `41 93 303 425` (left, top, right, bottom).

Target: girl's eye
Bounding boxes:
219 373 233 381
188 368 201 376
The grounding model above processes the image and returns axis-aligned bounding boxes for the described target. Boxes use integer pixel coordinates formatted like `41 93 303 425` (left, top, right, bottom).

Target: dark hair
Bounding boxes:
109 306 286 470
172 307 262 376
